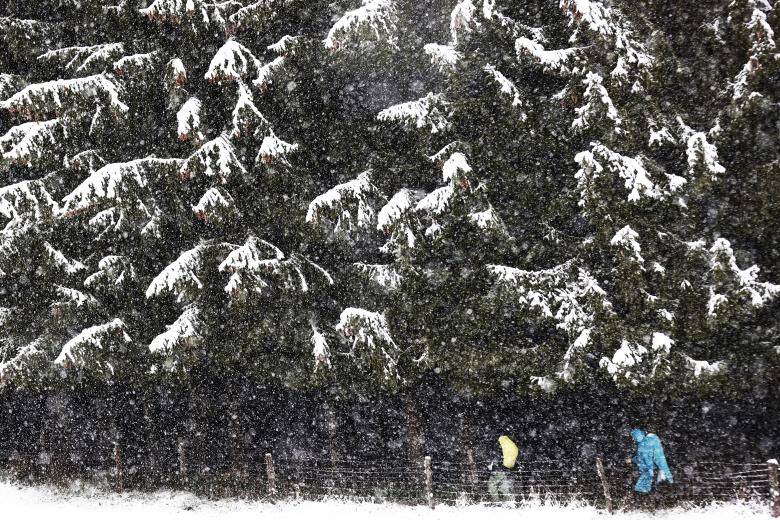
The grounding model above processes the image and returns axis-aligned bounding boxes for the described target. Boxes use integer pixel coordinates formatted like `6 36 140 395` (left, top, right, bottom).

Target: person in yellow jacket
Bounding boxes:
487 435 519 502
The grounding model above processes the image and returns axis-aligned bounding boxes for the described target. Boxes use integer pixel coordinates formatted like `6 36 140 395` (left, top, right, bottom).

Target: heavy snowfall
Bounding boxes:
0 0 778 517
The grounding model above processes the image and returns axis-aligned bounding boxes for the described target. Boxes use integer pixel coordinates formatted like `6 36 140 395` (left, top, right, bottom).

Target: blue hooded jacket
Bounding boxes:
631 428 673 493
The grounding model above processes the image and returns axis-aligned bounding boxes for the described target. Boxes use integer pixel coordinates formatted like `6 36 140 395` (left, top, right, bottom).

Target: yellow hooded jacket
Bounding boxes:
498 435 519 469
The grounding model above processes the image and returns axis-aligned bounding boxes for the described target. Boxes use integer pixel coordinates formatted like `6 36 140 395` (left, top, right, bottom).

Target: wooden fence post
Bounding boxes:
596 457 613 514
266 453 277 499
769 459 779 518
177 438 187 483
113 441 124 492
424 455 434 509
466 447 478 487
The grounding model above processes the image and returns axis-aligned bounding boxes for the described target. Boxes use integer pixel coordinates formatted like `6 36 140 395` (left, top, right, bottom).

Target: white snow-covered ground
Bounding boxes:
0 480 770 519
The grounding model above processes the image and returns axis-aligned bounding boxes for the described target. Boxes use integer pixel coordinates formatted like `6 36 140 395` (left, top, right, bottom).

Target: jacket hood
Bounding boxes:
631 428 646 442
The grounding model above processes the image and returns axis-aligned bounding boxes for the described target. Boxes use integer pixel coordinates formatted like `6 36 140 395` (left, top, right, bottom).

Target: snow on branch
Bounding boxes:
268 35 302 55
450 0 479 45
311 326 331 371
50 285 99 317
515 37 582 74
149 305 204 356
610 225 644 265
600 332 674 384
324 0 398 51
574 142 663 207
256 129 298 165
177 98 204 142
54 318 132 375
205 39 261 84
307 171 381 232
192 186 236 224
0 119 64 166
38 43 125 75
424 43 462 72
489 261 610 382
231 83 269 138
484 65 526 117
377 92 451 134
0 180 58 230
0 74 128 117
113 51 161 76
44 242 86 275
180 134 245 182
559 0 651 70
84 255 137 289
253 56 286 90
218 236 333 298
147 242 237 302
141 0 229 28
354 263 403 291
707 238 780 316
336 308 400 382
677 118 726 181
571 72 621 132
61 157 184 216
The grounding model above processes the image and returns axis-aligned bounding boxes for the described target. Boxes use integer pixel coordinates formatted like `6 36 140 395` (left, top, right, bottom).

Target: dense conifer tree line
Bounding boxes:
0 0 777 483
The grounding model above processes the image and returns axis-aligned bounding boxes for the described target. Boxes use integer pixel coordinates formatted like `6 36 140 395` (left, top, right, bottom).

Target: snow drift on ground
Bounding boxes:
0 480 769 519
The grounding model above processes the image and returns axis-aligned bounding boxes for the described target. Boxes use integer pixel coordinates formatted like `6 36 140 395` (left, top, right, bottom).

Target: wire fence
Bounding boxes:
1 448 777 512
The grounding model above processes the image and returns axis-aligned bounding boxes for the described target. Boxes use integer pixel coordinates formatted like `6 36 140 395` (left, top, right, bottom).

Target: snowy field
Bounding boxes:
0 480 770 520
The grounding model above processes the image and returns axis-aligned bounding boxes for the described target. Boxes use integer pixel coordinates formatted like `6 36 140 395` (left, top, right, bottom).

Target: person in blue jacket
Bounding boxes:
627 428 674 493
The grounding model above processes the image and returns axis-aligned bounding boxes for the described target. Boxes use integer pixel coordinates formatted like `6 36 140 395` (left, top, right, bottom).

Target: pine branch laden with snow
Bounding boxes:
354 263 403 291
0 119 65 166
571 72 621 132
54 318 133 377
177 97 204 142
38 43 125 76
336 308 400 382
231 83 269 138
376 188 417 255
43 242 86 275
218 236 333 299
706 238 780 317
574 142 672 211
256 129 298 165
140 0 228 28
192 186 236 224
165 58 187 87
228 0 286 32
307 171 380 233
484 65 526 118
49 285 99 318
253 56 286 90
84 255 137 290
450 0 479 45
61 158 184 216
205 39 261 84
514 37 582 75
0 338 51 385
311 326 331 371
113 52 161 77
677 119 726 181
324 0 398 51
0 74 128 117
731 6 777 101
600 332 674 385
377 92 451 134
489 262 610 382
180 134 245 183
424 44 462 72
268 35 301 56
559 0 651 73
149 305 204 360
0 74 25 100
0 180 58 230
147 242 237 302
468 206 507 235
610 225 644 265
